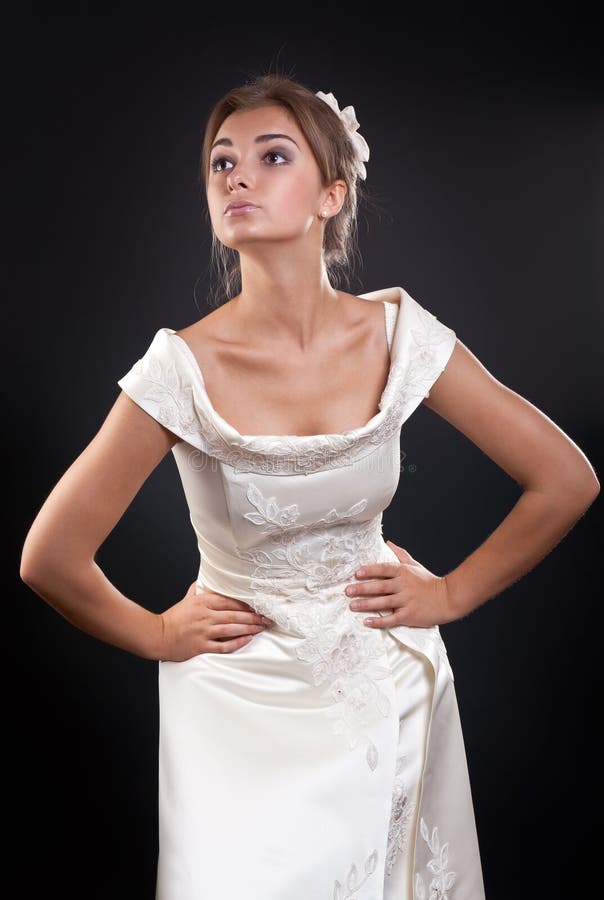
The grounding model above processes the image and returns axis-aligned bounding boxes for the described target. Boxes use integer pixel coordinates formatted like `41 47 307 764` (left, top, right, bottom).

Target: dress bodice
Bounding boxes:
117 286 456 608
118 281 454 650
117 284 459 767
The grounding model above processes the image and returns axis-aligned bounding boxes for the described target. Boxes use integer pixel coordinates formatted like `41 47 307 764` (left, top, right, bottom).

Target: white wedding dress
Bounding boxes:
117 285 486 899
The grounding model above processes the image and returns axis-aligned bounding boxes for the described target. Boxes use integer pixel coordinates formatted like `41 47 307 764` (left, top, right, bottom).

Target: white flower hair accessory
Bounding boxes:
315 90 370 180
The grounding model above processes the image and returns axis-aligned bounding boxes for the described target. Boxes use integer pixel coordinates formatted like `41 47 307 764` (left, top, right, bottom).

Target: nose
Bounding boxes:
226 163 252 192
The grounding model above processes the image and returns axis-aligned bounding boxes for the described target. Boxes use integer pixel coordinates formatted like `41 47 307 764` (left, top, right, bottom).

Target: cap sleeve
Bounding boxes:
117 327 212 450
396 288 457 424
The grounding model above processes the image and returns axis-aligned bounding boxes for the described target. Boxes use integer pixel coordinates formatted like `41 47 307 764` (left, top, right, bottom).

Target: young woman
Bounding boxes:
20 74 599 899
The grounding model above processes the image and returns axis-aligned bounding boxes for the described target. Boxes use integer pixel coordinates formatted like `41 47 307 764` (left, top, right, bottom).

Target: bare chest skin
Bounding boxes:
176 295 392 437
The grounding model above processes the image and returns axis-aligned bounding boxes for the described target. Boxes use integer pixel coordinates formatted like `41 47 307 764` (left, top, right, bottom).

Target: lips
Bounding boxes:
225 200 259 214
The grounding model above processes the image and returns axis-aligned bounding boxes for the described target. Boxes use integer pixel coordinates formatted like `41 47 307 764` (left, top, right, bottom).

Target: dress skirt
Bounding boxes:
382 633 433 898
155 625 435 900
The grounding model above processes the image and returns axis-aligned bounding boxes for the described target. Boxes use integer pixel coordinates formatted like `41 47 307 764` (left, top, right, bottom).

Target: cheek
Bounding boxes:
205 193 219 228
269 168 318 216
207 186 224 218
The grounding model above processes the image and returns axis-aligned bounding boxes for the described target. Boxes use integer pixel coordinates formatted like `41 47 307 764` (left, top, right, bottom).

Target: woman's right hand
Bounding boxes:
158 581 274 662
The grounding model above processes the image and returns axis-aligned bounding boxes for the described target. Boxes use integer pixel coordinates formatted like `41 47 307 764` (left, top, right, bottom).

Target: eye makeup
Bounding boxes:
210 147 292 173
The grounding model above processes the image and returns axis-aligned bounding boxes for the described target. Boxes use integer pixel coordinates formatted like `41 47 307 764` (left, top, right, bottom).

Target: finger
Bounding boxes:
202 594 274 625
208 634 255 652
239 602 273 623
350 598 400 616
348 579 398 600
210 611 271 627
208 620 266 637
362 611 401 629
209 595 261 613
354 563 400 580
234 601 275 625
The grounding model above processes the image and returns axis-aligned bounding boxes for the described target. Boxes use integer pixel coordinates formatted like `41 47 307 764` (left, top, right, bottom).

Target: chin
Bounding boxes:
218 226 298 249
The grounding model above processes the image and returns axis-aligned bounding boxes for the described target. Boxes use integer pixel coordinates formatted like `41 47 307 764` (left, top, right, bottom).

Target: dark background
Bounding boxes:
9 8 602 899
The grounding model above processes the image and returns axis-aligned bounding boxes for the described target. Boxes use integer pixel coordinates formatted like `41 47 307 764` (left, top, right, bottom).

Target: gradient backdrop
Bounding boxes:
9 9 602 899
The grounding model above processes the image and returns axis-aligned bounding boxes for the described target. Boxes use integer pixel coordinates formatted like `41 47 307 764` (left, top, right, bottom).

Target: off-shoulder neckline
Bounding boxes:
165 287 404 444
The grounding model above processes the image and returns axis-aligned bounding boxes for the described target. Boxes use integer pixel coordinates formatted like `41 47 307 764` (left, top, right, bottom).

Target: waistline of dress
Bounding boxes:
194 536 400 605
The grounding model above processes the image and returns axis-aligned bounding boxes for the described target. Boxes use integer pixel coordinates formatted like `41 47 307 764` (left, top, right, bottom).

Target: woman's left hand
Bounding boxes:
345 540 457 629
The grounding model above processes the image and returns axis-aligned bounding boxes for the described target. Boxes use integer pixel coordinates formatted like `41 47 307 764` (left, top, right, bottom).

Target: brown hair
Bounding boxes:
197 73 370 307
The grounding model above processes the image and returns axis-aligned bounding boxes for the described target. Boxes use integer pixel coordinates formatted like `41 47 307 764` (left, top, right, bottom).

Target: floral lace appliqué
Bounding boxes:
121 292 454 475
126 351 231 461
415 817 457 900
235 482 393 770
333 848 378 899
134 356 198 435
384 753 416 876
403 308 456 405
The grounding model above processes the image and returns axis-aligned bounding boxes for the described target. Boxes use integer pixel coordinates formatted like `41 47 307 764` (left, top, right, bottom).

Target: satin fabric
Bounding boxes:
117 286 486 899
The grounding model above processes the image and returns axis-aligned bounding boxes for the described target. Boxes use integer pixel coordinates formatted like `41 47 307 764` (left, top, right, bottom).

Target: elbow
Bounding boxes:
580 473 600 507
573 458 600 506
20 540 37 587
20 553 74 596
527 461 600 516
20 565 42 592
576 446 601 506
557 452 600 509
20 524 46 588
19 562 33 586
20 535 61 591
558 470 600 515
20 537 95 590
19 548 47 590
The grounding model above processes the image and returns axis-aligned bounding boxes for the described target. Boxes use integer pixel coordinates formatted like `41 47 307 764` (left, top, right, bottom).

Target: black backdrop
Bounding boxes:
9 8 602 899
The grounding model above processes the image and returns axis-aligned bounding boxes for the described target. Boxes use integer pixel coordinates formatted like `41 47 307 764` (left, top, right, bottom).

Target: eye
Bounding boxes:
210 156 233 173
263 149 289 165
209 148 290 173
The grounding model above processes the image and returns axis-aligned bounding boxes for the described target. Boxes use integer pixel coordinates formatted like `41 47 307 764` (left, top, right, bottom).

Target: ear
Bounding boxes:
321 179 347 217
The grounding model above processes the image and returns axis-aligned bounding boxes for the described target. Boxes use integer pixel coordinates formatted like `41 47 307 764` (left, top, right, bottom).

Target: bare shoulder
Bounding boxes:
336 290 390 351
175 302 232 347
341 290 387 322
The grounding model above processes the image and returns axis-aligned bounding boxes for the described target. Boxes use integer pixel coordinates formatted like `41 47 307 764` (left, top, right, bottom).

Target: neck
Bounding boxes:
230 246 342 351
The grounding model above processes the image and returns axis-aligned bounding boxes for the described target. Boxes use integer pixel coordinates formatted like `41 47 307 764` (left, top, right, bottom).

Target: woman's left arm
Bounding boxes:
423 338 600 620
346 337 599 628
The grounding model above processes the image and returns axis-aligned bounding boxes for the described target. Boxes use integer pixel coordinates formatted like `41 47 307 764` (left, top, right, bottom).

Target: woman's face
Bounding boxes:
206 104 339 252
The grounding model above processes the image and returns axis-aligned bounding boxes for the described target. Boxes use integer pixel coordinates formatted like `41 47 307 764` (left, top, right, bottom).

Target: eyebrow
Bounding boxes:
210 133 300 152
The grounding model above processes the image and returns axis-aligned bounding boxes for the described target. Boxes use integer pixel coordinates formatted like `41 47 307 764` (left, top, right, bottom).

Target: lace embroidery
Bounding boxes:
405 308 456 403
234 482 392 769
333 848 378 899
132 356 198 434
119 293 454 476
385 753 416 876
126 354 231 461
228 388 404 475
415 818 457 900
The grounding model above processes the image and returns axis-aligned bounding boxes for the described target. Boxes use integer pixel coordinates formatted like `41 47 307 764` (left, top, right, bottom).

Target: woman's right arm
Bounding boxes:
19 391 180 660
